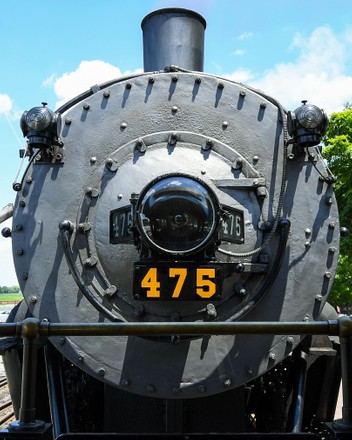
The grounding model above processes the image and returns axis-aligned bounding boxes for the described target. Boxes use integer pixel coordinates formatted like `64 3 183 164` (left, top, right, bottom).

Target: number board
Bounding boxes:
219 206 244 244
133 263 223 301
110 206 133 244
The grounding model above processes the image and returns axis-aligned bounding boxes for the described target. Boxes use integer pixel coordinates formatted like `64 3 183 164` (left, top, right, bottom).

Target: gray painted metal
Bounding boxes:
10 70 340 399
142 8 206 72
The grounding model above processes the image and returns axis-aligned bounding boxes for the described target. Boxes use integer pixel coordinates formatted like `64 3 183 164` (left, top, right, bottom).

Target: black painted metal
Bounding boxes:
1 317 352 437
142 8 206 72
44 344 71 437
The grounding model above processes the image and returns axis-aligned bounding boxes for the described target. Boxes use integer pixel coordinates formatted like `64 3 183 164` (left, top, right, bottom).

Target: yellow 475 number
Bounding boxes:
141 267 217 299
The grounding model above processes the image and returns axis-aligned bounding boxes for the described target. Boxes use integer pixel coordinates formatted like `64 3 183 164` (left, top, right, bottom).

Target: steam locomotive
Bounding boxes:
0 7 347 439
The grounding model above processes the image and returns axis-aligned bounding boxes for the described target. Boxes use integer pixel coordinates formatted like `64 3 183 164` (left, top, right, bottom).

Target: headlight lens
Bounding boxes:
136 174 220 255
25 106 53 131
295 104 323 129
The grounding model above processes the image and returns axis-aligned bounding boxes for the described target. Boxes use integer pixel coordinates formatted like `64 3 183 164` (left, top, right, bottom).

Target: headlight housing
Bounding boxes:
287 101 329 147
20 102 61 149
135 174 220 256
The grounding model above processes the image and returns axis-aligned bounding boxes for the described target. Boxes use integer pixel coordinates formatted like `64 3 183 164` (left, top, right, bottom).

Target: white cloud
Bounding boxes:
0 94 13 115
232 49 245 56
225 68 254 83
237 31 253 41
45 60 142 109
225 26 352 114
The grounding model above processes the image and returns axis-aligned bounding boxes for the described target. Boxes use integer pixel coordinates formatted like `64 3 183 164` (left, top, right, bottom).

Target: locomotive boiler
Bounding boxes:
0 7 348 439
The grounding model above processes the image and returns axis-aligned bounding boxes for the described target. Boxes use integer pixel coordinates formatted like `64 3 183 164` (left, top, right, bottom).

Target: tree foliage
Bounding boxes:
323 104 352 306
0 286 20 293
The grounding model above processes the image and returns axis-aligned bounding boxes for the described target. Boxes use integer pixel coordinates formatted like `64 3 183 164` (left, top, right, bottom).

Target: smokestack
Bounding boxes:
141 8 206 72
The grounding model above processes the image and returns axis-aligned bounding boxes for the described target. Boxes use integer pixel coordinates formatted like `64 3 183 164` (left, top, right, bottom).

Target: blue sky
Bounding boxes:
1 0 352 285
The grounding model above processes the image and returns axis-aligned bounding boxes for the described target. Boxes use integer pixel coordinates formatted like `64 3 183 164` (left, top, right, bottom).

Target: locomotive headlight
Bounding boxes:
296 103 324 129
20 102 61 149
287 101 328 147
135 174 220 255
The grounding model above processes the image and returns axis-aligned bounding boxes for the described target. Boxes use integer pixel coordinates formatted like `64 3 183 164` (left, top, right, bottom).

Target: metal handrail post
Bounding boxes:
8 318 45 431
334 316 352 430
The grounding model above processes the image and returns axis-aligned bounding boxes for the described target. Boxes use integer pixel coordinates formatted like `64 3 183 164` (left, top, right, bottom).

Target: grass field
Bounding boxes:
0 293 23 303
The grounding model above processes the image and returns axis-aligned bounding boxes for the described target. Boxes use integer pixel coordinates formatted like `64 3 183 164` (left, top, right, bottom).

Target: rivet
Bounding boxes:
13 182 22 192
26 176 33 184
90 156 97 165
148 77 154 84
86 187 99 198
117 194 123 200
16 248 24 255
324 271 332 279
19 200 26 207
1 228 11 238
15 224 23 231
201 170 206 175
135 138 146 153
125 83 132 89
65 117 72 125
84 258 92 268
21 273 28 280
83 103 90 110
78 355 84 363
203 139 213 150
326 197 333 206
122 379 130 387
304 315 310 322
329 247 336 254
253 155 259 162
222 121 228 129
195 77 201 84
218 82 224 89
172 75 178 82
260 102 266 109
247 367 253 375
239 90 246 97
305 241 311 249
269 353 276 360
238 288 247 297
328 222 336 229
305 228 312 237
287 153 295 160
146 384 155 392
120 122 127 130
103 90 110 98
58 337 65 345
197 384 206 393
315 295 323 302
30 296 37 303
223 378 232 387
287 337 294 345
99 368 105 377
171 105 178 113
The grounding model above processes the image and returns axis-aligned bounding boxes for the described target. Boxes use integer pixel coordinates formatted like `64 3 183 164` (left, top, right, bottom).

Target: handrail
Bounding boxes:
2 316 352 434
0 318 344 338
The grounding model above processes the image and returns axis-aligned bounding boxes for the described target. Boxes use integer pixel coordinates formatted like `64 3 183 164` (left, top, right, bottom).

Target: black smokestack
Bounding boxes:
141 8 206 72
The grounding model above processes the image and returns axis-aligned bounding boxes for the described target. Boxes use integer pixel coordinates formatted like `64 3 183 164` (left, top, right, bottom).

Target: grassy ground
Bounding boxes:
0 293 22 303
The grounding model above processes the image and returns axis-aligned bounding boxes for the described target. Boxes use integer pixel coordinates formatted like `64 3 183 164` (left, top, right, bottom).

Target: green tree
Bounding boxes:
323 104 352 307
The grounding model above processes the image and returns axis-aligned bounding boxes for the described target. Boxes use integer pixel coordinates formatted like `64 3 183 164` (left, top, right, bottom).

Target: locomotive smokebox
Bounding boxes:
141 8 206 72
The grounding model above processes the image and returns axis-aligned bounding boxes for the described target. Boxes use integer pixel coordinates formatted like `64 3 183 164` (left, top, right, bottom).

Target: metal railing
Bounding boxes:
1 316 352 433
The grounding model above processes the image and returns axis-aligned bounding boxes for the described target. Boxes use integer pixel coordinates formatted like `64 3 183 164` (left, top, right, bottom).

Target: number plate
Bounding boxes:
133 263 223 301
219 206 244 244
110 206 133 244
